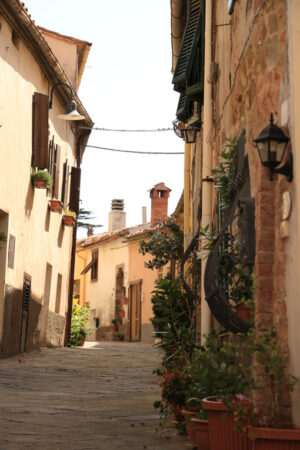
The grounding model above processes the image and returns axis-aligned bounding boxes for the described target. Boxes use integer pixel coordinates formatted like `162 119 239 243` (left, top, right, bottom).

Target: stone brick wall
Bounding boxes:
211 0 292 424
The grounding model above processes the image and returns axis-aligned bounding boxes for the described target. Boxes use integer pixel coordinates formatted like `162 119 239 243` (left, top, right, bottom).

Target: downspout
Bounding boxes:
64 132 89 346
200 0 213 343
77 250 87 306
184 142 191 250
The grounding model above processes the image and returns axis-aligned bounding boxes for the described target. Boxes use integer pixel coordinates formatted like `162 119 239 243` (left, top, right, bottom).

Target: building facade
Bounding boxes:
171 0 300 425
0 0 92 356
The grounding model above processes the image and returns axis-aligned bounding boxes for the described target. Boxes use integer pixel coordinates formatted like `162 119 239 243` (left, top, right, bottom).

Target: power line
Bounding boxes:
80 126 174 132
86 144 184 155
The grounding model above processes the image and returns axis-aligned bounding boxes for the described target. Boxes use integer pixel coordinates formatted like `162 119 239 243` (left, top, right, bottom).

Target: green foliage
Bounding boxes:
139 219 183 271
63 209 77 219
212 137 238 210
70 303 93 346
76 207 102 231
31 170 53 189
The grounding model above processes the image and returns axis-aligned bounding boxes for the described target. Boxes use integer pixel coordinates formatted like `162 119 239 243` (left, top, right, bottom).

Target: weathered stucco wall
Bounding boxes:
0 16 77 355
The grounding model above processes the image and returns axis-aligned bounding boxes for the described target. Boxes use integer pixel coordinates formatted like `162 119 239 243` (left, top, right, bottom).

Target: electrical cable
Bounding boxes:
79 126 173 132
86 144 184 155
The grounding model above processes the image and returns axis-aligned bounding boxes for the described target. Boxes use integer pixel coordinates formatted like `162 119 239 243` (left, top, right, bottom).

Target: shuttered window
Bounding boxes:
69 167 81 214
7 235 15 269
172 0 204 93
91 250 98 281
176 93 193 122
32 92 49 168
61 160 69 207
52 145 61 199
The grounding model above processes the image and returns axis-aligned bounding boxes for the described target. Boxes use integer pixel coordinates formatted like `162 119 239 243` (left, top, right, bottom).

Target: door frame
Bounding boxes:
127 279 142 342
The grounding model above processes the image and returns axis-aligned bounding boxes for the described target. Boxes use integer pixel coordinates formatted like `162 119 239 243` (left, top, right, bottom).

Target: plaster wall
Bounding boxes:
39 33 78 90
128 239 157 327
85 239 129 328
0 17 77 353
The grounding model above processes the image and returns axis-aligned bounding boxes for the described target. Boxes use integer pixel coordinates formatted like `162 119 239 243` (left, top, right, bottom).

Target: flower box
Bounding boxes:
49 199 63 213
63 215 76 227
33 179 48 189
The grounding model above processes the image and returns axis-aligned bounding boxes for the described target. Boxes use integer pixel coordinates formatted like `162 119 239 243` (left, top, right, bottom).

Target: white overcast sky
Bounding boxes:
24 0 184 237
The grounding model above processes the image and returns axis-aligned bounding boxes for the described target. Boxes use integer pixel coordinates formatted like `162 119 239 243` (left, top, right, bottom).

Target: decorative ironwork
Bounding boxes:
204 129 255 333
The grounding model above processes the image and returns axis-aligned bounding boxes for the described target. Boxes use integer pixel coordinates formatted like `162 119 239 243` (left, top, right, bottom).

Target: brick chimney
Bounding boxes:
149 182 171 225
108 199 126 232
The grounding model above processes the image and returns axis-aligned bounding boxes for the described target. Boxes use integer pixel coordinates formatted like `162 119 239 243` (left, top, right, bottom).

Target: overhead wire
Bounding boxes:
80 126 174 132
86 144 184 155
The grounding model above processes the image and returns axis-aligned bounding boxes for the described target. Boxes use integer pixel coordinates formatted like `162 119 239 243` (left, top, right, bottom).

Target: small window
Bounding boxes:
158 191 164 198
91 249 98 281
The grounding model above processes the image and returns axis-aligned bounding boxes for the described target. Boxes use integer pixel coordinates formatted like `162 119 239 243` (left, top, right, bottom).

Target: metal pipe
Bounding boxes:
201 0 213 343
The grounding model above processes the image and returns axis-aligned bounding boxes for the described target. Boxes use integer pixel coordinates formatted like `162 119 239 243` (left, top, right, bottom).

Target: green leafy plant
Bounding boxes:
70 303 93 346
63 209 77 219
139 218 183 273
112 332 124 341
31 170 53 189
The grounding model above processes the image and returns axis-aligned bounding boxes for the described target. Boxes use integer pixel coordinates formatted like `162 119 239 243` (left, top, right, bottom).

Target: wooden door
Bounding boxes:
128 281 142 341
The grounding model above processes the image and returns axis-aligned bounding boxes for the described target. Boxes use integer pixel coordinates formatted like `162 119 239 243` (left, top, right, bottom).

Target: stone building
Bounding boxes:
0 0 92 356
171 0 300 426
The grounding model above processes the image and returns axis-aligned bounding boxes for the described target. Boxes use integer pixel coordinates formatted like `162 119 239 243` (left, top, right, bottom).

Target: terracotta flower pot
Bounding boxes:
118 310 125 318
49 199 63 213
181 409 198 444
121 297 128 305
33 179 47 189
254 427 300 449
202 396 252 450
191 418 210 450
63 215 76 227
236 302 252 321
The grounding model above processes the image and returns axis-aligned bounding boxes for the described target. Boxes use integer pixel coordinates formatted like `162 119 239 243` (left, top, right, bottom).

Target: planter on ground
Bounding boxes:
202 396 252 450
254 427 300 450
181 409 198 445
191 418 210 450
235 302 252 321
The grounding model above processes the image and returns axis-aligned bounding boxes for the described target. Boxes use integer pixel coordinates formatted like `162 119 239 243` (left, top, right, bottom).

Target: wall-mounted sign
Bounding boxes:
228 0 236 14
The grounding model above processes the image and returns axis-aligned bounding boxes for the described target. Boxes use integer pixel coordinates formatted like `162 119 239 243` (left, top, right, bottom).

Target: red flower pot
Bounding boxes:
191 418 210 450
121 297 128 305
118 310 125 318
63 215 76 227
202 396 252 450
49 199 63 213
236 302 252 321
33 179 47 189
181 409 198 444
254 427 300 449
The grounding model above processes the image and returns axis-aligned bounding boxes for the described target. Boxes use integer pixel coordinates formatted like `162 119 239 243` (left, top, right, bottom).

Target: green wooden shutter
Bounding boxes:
32 92 49 168
172 0 204 93
69 167 81 214
176 93 193 122
61 160 68 206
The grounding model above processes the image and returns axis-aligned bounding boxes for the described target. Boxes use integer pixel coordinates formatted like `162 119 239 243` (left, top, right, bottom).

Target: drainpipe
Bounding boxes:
201 0 213 343
64 132 89 346
184 142 191 250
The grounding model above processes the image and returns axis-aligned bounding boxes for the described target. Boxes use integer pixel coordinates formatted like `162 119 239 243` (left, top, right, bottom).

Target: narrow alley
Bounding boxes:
0 342 190 450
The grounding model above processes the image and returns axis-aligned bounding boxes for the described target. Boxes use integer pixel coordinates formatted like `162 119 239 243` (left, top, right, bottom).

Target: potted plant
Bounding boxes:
112 332 124 342
70 303 93 346
110 318 120 333
31 170 53 189
49 198 63 213
63 209 77 227
250 328 300 449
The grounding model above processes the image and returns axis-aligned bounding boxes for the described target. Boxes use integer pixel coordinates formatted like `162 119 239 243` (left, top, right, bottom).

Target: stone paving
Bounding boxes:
0 341 191 450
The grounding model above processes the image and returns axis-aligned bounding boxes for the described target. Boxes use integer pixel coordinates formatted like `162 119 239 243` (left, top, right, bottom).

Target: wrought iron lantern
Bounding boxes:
253 113 292 181
49 82 85 121
182 120 202 144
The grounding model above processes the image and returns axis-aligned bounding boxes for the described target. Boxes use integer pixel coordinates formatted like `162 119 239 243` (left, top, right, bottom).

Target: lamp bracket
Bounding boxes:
272 152 293 182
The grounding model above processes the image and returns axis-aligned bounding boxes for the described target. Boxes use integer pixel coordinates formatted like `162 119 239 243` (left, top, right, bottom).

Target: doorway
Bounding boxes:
128 281 142 341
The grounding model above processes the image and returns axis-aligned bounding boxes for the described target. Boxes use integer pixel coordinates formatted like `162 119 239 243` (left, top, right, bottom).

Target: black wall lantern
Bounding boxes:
182 120 202 144
253 113 292 181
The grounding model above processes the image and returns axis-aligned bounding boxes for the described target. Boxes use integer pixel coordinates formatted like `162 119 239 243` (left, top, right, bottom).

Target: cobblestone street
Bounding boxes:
0 342 190 450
